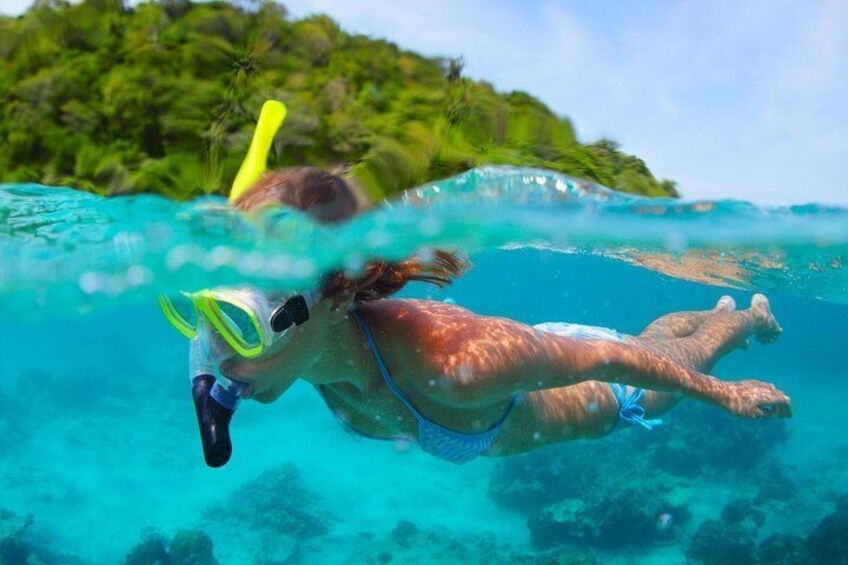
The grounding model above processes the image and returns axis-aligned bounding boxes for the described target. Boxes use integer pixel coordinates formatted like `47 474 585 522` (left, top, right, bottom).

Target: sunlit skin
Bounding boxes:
219 292 790 457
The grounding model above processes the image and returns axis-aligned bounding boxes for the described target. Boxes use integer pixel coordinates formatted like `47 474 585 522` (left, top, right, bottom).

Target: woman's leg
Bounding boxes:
629 294 782 415
492 382 622 455
638 296 737 339
493 295 782 455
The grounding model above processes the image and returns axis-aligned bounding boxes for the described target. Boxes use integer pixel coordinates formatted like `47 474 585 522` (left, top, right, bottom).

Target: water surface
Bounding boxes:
1 167 846 563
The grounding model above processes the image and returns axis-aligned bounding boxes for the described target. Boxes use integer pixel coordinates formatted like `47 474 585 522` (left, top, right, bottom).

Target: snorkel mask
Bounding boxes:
162 285 317 466
159 100 301 467
159 287 317 359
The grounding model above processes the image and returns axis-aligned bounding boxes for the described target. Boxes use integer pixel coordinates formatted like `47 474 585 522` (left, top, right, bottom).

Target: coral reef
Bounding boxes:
489 397 790 558
490 433 691 551
805 494 848 565
685 495 848 565
124 529 218 565
204 463 332 540
528 486 689 550
488 444 595 512
0 507 43 565
756 534 812 565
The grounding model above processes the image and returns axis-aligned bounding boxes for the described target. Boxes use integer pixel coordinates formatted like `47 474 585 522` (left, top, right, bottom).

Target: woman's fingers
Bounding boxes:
726 379 792 419
756 396 792 419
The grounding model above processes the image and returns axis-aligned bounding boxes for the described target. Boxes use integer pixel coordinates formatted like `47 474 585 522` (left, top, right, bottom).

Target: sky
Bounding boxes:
2 0 847 205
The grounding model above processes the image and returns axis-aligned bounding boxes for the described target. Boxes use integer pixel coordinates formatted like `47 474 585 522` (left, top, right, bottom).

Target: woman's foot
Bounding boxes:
750 294 782 344
715 295 737 312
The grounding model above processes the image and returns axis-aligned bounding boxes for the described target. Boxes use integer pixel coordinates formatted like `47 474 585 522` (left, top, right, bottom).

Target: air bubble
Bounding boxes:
126 265 151 286
79 272 100 294
419 217 442 236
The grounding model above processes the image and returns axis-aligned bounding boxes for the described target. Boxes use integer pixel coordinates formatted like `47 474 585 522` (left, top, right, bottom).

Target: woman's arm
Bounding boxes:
435 314 791 419
534 337 791 418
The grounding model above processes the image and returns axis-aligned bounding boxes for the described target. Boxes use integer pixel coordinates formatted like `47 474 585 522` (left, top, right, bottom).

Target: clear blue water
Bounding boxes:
1 167 846 563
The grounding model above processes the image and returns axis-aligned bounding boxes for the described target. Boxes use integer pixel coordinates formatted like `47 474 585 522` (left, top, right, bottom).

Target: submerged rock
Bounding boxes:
124 534 170 565
528 487 690 550
204 463 332 540
686 519 757 565
169 530 218 565
488 446 595 513
124 529 219 565
389 520 420 548
756 534 812 565
0 507 38 565
805 497 848 565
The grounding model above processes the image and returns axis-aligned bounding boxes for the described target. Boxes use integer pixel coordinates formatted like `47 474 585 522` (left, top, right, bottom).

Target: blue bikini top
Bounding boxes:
351 308 516 464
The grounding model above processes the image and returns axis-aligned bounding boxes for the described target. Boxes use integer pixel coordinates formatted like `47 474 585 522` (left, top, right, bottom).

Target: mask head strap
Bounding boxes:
270 291 317 332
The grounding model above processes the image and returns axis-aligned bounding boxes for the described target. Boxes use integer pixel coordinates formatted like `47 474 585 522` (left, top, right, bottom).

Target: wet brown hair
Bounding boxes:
234 167 468 302
234 166 357 223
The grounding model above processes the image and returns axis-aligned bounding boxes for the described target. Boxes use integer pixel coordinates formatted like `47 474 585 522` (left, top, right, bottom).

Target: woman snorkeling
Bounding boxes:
161 103 791 467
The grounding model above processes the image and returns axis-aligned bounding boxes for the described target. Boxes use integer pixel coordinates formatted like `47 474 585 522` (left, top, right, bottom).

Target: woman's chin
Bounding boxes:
252 389 280 404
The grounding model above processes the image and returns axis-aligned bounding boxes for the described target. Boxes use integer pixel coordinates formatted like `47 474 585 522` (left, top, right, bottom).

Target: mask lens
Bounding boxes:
171 293 199 329
213 300 262 349
159 293 199 338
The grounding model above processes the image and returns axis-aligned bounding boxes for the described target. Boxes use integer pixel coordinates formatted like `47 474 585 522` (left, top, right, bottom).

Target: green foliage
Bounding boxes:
0 0 678 199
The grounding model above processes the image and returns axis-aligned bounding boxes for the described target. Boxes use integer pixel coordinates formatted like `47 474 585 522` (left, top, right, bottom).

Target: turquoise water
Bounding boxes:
1 166 847 563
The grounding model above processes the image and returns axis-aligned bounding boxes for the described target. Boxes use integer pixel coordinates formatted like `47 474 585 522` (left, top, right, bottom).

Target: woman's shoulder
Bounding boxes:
359 298 479 325
360 299 534 345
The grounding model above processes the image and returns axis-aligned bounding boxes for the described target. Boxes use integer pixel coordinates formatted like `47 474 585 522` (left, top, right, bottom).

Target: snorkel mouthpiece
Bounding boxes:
190 322 247 467
191 375 238 468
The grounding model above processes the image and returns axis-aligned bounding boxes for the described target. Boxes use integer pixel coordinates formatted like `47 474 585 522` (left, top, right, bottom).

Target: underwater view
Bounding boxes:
1 167 847 564
2 1 848 563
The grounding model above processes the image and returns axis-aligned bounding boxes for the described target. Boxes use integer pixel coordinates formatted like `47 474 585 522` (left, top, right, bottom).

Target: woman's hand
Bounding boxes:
718 379 792 419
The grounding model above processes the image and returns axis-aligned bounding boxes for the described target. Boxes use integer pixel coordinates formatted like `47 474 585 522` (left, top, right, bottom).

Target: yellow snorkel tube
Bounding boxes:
229 100 287 202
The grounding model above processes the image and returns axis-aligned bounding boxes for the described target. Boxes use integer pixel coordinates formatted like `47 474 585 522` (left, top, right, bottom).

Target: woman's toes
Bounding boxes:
750 293 782 344
716 295 737 312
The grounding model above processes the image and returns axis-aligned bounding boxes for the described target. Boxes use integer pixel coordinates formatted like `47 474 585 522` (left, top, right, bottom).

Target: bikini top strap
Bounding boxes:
350 308 427 421
351 307 519 433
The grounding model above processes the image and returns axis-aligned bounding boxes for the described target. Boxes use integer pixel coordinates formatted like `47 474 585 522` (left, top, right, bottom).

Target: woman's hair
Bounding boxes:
234 166 357 223
234 167 468 302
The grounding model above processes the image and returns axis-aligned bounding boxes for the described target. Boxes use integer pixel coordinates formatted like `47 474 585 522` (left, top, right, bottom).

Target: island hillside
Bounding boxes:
0 0 679 200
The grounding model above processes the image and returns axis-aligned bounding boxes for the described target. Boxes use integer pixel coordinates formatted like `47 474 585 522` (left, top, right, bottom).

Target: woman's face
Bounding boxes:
217 294 353 403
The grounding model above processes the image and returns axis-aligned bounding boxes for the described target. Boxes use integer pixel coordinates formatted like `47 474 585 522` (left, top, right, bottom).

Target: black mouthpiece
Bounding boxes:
191 374 234 468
